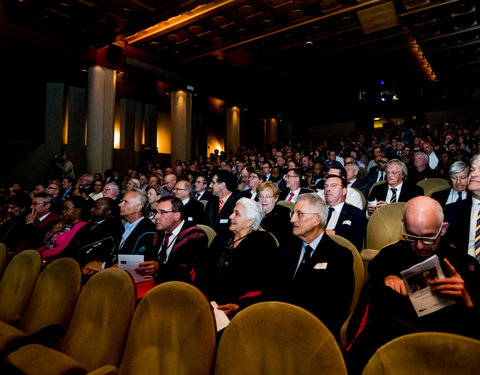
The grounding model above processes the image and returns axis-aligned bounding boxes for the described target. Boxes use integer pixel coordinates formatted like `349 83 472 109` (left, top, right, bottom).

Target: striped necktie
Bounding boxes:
475 210 480 261
390 188 397 203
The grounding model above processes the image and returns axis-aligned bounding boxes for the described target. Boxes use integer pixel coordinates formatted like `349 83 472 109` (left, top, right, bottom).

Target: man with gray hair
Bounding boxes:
275 193 354 337
431 161 469 207
174 180 204 224
407 151 441 184
368 159 423 216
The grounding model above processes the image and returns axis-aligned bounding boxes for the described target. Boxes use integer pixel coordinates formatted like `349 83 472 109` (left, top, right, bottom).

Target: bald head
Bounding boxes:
403 196 448 258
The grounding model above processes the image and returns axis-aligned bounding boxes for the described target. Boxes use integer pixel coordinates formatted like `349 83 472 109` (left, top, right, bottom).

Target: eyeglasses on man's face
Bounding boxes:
402 223 443 245
290 210 318 219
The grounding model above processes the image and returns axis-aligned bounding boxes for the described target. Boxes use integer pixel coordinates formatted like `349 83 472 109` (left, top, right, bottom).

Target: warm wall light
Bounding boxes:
114 121 121 149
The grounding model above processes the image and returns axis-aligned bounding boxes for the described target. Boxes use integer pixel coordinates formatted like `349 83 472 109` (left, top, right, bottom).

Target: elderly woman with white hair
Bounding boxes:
196 197 277 317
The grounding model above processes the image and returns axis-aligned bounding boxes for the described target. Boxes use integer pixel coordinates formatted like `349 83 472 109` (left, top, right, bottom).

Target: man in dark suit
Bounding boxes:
22 193 61 250
174 180 204 224
193 175 213 201
83 190 156 273
279 169 311 203
367 159 423 217
62 197 124 267
345 159 369 199
366 155 389 191
241 168 266 200
136 196 208 283
431 161 468 208
443 155 480 259
204 170 240 233
274 193 354 338
324 175 365 250
308 162 326 190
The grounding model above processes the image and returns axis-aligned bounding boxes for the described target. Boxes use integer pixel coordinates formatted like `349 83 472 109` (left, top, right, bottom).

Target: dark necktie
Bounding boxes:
390 188 397 203
304 245 313 262
327 207 335 225
194 193 200 200
158 232 172 263
475 207 480 261
457 191 463 202
379 171 384 182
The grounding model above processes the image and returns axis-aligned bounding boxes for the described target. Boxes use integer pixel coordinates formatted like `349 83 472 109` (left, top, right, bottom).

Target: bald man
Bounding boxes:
347 196 480 373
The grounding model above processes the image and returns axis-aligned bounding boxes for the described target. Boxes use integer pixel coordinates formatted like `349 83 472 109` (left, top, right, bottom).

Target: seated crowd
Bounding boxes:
1 119 480 373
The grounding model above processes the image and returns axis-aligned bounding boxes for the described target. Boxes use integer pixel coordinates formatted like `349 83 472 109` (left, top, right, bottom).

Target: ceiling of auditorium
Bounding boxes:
2 0 479 114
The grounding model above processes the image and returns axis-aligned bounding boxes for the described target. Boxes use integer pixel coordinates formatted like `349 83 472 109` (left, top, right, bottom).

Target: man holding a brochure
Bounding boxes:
346 196 480 374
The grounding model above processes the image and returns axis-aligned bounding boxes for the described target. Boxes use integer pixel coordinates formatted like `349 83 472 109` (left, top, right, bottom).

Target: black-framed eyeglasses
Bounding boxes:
402 223 443 245
156 209 176 216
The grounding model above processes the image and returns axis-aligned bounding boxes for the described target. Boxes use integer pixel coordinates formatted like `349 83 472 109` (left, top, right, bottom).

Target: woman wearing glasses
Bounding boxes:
257 181 293 245
196 198 277 317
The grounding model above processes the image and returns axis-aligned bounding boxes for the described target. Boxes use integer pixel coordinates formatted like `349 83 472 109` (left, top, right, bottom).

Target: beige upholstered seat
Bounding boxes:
417 178 451 197
362 332 480 375
366 202 405 250
276 201 295 213
5 268 136 374
0 258 81 354
427 185 450 198
351 187 366 209
199 199 209 210
197 224 217 247
0 243 7 278
214 301 348 375
0 250 42 324
329 235 366 350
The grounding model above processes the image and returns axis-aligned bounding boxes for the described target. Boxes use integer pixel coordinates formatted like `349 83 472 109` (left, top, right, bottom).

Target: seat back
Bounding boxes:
197 224 217 247
214 302 347 375
351 187 366 209
0 250 42 324
368 180 386 197
366 202 405 250
60 268 136 371
0 243 7 278
118 281 216 375
199 199 208 210
362 332 480 375
416 178 451 196
276 201 295 213
427 185 450 198
19 258 81 334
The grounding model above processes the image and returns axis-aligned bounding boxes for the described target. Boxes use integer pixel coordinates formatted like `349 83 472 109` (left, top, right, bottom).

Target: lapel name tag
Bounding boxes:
220 219 229 224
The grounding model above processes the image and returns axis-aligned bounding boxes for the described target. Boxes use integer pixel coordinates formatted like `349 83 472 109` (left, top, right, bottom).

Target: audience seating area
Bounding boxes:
0 248 478 375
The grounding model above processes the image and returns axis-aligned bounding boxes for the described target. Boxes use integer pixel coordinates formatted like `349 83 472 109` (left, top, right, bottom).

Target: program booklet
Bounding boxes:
400 254 456 317
118 254 153 283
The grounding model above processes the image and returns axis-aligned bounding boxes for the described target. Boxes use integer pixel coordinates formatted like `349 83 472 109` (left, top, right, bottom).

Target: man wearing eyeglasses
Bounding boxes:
279 169 311 203
174 180 204 224
241 168 266 200
274 193 354 338
347 196 480 373
135 196 207 283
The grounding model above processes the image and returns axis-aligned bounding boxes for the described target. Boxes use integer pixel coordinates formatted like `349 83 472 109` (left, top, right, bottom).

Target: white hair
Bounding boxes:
236 197 264 231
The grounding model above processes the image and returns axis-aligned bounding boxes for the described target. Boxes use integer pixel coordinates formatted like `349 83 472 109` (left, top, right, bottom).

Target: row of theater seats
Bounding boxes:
0 247 479 374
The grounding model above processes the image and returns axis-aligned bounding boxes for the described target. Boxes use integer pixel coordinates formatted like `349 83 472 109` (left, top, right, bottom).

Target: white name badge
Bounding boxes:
220 219 229 224
314 263 328 270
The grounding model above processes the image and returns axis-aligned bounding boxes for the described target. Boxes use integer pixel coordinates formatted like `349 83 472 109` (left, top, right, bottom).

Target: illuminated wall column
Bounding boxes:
171 90 192 165
86 65 115 174
226 106 241 153
265 117 278 145
157 110 171 154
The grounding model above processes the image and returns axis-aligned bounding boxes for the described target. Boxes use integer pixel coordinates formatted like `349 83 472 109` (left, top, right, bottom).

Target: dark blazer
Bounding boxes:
196 190 213 202
22 212 62 250
274 234 354 337
350 177 369 199
260 204 293 245
366 167 385 190
62 217 125 266
407 166 442 184
443 196 472 252
154 222 208 283
183 198 205 224
279 188 312 202
109 217 156 265
368 181 423 203
431 188 468 208
204 191 240 233
333 203 365 251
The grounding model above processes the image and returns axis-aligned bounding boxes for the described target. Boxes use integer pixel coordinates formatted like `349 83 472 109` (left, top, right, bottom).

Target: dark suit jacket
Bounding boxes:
366 167 385 190
62 217 125 266
279 188 312 201
443 196 472 252
204 191 240 233
109 217 156 265
154 222 208 283
183 198 205 224
196 190 213 202
260 204 293 245
368 181 423 203
333 203 365 251
274 233 354 337
22 212 62 250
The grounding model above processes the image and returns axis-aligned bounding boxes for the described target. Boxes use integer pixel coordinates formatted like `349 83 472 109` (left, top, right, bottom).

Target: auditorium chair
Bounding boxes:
5 268 136 374
362 332 480 375
368 180 386 197
0 258 81 356
416 178 451 197
0 243 7 278
197 224 217 247
276 201 295 213
214 301 348 375
86 281 217 375
329 235 366 350
0 250 42 324
426 184 450 198
365 202 405 251
351 187 366 209
199 199 209 210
